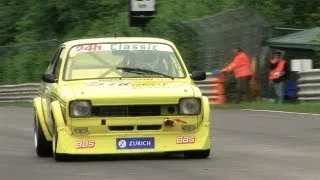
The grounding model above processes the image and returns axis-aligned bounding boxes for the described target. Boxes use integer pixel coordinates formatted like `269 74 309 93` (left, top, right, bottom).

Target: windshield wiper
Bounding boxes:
116 67 174 79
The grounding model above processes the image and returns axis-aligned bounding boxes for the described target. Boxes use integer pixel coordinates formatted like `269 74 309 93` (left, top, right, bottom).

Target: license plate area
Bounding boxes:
116 137 155 150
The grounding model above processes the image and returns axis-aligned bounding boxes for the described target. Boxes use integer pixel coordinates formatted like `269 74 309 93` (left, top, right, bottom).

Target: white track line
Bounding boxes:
241 109 320 116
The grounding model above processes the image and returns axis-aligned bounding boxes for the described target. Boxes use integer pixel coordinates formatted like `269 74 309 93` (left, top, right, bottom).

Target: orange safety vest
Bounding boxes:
223 52 252 78
269 60 286 80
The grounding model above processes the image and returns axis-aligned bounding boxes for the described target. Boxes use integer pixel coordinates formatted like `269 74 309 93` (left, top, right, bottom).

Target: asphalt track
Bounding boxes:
0 107 320 180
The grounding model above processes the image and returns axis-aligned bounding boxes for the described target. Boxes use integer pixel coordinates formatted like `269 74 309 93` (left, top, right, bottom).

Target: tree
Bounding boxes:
241 0 320 28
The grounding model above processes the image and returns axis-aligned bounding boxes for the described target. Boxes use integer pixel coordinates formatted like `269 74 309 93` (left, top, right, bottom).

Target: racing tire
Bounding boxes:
34 111 52 157
184 149 210 159
52 121 68 162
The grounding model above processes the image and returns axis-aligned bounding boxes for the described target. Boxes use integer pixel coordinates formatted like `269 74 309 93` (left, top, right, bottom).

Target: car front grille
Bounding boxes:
108 125 162 131
91 105 162 117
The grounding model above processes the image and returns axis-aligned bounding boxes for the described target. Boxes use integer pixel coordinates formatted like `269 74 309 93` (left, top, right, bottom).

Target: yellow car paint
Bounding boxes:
33 37 212 159
55 119 211 154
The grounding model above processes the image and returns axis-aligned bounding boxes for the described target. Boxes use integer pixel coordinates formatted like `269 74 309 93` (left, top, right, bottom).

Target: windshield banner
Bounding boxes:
70 43 174 54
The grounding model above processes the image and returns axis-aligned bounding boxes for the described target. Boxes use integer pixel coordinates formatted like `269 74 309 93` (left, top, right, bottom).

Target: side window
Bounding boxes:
46 47 62 74
53 48 66 79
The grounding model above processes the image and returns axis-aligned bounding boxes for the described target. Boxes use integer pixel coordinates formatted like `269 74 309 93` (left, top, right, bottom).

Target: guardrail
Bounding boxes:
298 69 320 102
0 73 226 104
0 83 39 102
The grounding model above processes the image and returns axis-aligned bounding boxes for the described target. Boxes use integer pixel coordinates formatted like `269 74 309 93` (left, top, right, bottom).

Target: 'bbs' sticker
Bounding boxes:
76 140 95 149
176 136 195 144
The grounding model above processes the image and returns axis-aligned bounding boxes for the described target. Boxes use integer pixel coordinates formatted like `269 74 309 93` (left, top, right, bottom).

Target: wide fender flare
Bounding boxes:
201 96 213 149
51 100 66 129
202 96 211 124
33 97 52 141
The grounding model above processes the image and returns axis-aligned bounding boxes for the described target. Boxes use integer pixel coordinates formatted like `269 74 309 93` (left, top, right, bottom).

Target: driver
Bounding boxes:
135 51 163 72
124 51 163 71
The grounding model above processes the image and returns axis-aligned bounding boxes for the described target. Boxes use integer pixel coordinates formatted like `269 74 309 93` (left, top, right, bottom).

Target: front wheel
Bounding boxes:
184 149 211 159
34 112 52 157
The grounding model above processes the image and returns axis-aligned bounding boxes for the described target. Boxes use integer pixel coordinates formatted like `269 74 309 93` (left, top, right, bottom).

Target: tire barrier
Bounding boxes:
297 69 320 102
0 73 227 104
193 73 226 104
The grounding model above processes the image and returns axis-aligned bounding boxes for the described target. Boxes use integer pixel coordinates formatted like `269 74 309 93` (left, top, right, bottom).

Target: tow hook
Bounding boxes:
164 118 187 127
164 118 174 127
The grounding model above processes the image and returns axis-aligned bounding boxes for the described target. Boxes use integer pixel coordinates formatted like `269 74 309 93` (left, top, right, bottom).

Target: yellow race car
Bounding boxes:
33 37 213 161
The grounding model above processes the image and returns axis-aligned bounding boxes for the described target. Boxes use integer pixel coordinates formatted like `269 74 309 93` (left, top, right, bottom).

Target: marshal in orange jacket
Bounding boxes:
222 52 253 78
269 59 286 80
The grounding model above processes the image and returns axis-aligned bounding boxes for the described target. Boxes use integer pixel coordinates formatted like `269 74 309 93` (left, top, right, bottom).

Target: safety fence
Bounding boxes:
0 73 227 104
297 69 320 102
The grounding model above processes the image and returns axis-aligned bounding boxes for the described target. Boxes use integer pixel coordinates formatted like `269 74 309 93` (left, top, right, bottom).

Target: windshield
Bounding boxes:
63 43 186 80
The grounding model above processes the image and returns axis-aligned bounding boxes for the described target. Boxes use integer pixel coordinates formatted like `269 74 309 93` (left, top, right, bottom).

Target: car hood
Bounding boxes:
60 80 199 105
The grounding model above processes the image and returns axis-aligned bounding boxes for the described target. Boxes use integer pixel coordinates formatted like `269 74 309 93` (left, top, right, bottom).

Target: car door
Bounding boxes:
40 46 65 135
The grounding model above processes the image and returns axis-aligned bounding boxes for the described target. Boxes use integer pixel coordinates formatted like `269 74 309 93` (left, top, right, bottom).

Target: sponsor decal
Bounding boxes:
84 82 105 86
70 43 174 54
84 82 133 87
116 137 155 150
75 44 103 53
133 82 186 89
134 83 167 88
111 43 160 51
76 140 95 149
176 136 195 144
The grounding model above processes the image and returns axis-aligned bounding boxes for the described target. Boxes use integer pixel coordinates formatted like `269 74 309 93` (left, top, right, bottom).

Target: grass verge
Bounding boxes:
212 101 320 114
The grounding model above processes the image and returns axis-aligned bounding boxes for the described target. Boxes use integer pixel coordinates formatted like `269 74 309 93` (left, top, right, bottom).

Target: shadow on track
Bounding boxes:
40 153 213 163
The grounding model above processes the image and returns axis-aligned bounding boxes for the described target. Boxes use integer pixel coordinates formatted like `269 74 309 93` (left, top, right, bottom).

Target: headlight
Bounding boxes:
179 98 201 115
69 100 92 117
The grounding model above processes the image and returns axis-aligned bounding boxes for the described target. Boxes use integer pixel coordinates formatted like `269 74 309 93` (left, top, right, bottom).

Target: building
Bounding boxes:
267 27 320 69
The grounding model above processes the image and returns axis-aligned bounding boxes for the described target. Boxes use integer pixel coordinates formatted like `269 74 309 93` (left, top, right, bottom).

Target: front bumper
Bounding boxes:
55 121 212 155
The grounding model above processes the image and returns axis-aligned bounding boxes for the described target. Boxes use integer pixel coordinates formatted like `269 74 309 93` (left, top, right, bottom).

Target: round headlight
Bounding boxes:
70 101 92 117
179 98 200 115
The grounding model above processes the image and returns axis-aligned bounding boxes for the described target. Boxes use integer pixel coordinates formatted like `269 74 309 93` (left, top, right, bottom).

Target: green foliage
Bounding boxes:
241 0 320 27
213 101 320 114
0 0 319 84
0 48 54 84
0 0 27 44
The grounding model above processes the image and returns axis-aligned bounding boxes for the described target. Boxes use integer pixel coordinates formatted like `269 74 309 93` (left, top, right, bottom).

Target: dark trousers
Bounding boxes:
235 76 252 103
269 80 286 104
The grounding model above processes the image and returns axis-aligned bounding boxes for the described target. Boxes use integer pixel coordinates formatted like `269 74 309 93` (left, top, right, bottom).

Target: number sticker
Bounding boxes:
74 44 102 53
176 136 195 144
76 140 96 149
75 46 83 52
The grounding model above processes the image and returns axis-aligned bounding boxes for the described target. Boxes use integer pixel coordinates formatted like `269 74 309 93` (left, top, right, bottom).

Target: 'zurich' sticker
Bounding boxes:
116 137 155 150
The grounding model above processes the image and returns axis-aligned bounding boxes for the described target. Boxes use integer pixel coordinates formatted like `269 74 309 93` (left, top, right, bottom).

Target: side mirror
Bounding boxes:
191 71 206 81
42 73 56 83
